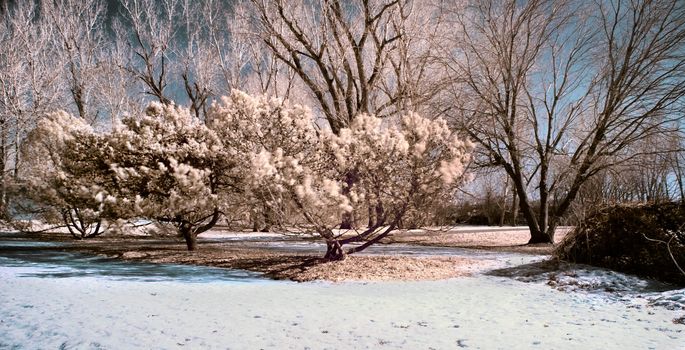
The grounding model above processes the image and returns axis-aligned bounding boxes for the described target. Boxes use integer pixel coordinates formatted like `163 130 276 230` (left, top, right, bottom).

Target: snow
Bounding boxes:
1 272 683 349
1 240 683 349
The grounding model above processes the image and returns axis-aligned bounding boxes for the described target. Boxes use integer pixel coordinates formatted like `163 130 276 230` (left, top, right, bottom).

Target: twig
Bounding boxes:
642 231 685 277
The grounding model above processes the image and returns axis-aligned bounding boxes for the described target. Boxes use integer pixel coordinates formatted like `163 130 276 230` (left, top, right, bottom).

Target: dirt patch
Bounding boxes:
275 255 481 282
106 246 480 282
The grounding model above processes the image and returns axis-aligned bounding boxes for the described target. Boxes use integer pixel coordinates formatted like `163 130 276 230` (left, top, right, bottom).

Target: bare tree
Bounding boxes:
0 2 63 218
116 0 271 119
95 37 139 125
565 136 680 225
669 134 685 204
444 0 685 243
250 0 434 132
116 0 181 105
44 0 112 124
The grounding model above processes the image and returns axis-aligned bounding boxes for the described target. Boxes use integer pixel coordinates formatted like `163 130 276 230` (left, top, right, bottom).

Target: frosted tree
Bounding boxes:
102 102 229 250
210 91 472 260
310 113 472 259
22 103 233 248
249 0 452 229
209 90 319 230
21 111 107 238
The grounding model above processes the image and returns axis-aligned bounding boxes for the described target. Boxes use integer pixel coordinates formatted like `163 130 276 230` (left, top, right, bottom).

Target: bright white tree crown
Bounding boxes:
209 90 474 233
23 90 472 242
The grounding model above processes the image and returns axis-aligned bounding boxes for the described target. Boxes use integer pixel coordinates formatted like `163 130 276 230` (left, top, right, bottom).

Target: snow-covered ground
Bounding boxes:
0 239 683 349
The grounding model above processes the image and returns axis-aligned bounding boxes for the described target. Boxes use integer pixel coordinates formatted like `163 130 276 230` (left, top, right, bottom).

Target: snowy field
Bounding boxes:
1 239 684 349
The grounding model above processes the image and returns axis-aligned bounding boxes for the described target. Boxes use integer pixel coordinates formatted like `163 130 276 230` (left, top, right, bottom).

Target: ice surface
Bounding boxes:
0 240 266 283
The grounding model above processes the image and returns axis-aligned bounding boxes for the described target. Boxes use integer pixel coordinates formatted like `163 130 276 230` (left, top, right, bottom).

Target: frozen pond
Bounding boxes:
1 237 684 349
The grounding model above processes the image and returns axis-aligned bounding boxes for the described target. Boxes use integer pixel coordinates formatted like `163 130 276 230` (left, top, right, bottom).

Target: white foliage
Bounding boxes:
208 89 320 211
209 90 473 236
104 102 224 222
24 90 472 244
23 102 228 231
21 111 103 223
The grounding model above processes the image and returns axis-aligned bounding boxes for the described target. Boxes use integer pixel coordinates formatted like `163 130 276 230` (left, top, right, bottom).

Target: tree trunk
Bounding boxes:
251 208 260 232
527 228 552 244
512 191 519 225
674 155 685 204
367 203 375 228
511 178 546 243
261 204 272 232
539 200 550 241
0 123 7 221
181 225 198 251
375 203 384 226
527 217 555 244
544 223 557 244
340 212 353 230
339 170 358 229
324 240 345 261
252 218 259 232
499 178 509 226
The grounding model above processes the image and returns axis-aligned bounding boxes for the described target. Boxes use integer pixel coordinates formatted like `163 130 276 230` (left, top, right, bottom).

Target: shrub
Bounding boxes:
555 203 685 285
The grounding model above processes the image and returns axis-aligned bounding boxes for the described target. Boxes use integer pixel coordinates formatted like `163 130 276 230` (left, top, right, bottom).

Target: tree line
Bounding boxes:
2 0 685 249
